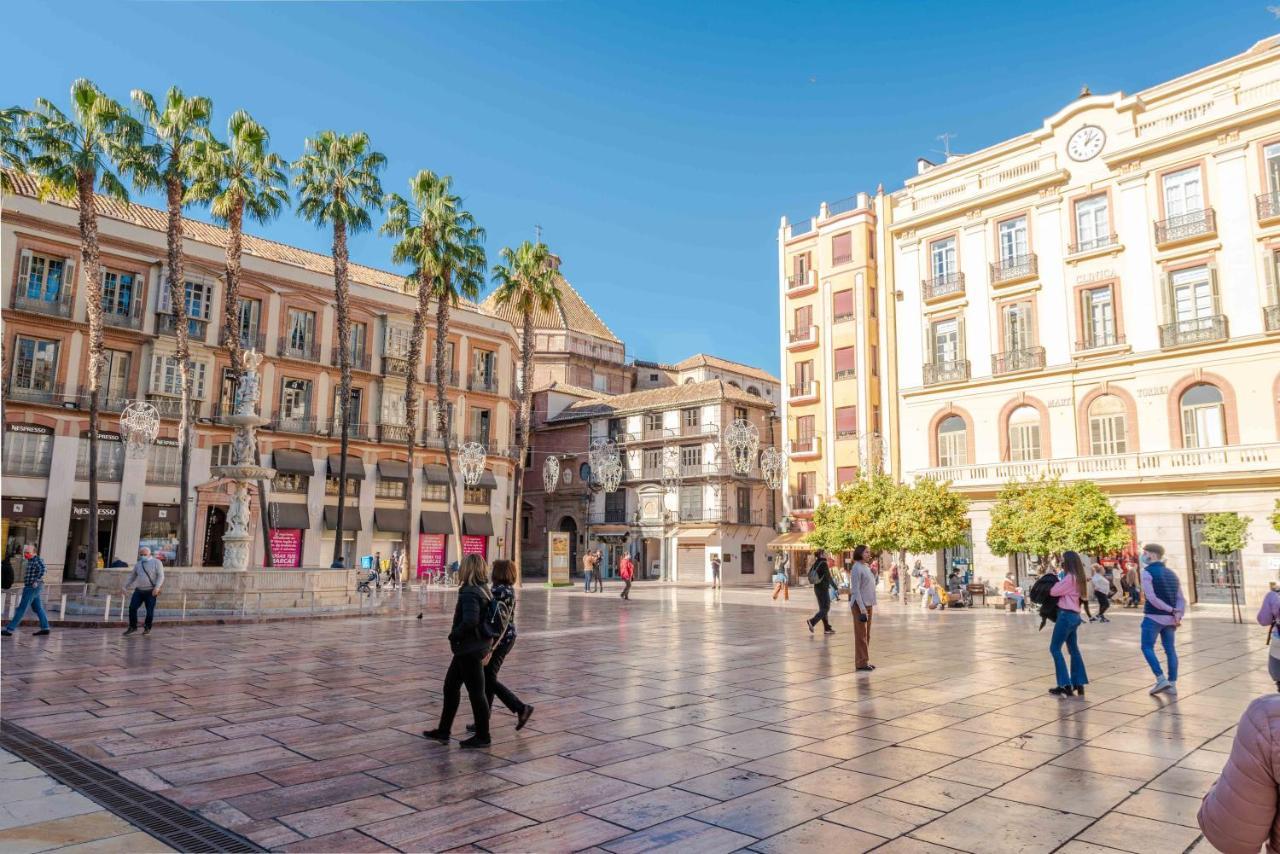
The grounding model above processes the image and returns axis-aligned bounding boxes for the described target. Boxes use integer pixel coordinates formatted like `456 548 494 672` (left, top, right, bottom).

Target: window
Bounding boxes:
21 252 65 301
280 379 312 419
833 289 854 321
747 385 760 396
10 337 59 394
648 373 659 382
1007 405 1042 461
149 356 207 399
873 405 881 435
211 443 234 468
643 447 662 474
1162 166 1204 217
734 406 748 422
791 253 809 281
76 434 124 481
793 359 814 391
682 408 700 428
998 216 1028 263
835 406 857 438
1266 142 1280 195
216 367 238 416
376 479 406 500
470 408 491 445
1180 383 1226 448
102 270 136 317
834 347 855 380
929 236 956 279
1081 285 1117 348
102 350 131 404
238 298 261 342
837 466 858 488
937 415 967 467
159 280 213 333
286 308 315 354
832 232 853 265
795 415 815 440
381 391 406 426
604 490 626 522
3 427 54 477
793 304 812 332
333 387 362 427
385 324 412 357
1088 394 1128 455
343 321 367 364
869 286 877 318
796 471 815 500
870 345 878 377
645 412 663 434
146 441 181 484
680 445 702 469
1075 195 1109 251
1001 303 1033 352
679 485 703 520
736 486 751 524
1169 265 1215 322
325 476 360 498
930 318 960 364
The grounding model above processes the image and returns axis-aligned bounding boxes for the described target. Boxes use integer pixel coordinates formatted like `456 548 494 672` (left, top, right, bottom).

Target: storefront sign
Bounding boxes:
71 503 117 518
78 430 122 442
269 529 303 568
548 531 571 585
417 533 446 577
3 499 45 519
461 535 487 558
6 423 54 436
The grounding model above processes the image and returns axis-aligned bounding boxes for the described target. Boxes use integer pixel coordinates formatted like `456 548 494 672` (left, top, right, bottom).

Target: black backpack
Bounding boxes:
1028 573 1059 630
480 595 513 642
807 558 825 586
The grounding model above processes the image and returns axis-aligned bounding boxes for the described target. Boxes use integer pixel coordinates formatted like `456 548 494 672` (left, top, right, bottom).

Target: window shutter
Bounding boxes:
958 317 967 360
62 258 76 297
17 249 32 287
157 278 172 313
1161 271 1174 323
1207 262 1220 314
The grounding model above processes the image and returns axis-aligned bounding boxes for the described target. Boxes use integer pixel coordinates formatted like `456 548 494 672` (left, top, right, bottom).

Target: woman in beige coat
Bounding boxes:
1198 693 1280 853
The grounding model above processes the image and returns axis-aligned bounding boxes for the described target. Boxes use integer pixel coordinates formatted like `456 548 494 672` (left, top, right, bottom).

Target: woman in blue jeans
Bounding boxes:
1048 551 1089 697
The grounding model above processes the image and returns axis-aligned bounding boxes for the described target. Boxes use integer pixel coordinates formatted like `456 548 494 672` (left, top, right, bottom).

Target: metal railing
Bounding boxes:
1067 234 1118 255
468 374 500 393
147 396 196 418
102 306 144 330
990 253 1037 283
789 381 817 400
790 493 817 511
464 432 491 447
922 271 965 300
382 354 412 376
1076 331 1125 352
278 335 319 361
1266 305 1280 332
271 412 317 434
642 426 670 441
923 359 970 386
332 349 373 372
158 314 209 339
836 429 857 442
791 436 820 457
420 431 459 449
323 419 370 440
218 329 267 352
787 325 818 346
588 509 630 525
1257 191 1280 221
786 271 813 291
835 367 855 381
1159 314 1227 348
5 381 67 405
991 346 1045 375
11 291 73 318
1154 208 1216 245
378 424 411 443
427 366 459 387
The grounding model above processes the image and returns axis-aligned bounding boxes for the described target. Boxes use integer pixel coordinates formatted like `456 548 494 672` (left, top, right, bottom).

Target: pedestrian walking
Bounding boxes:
591 550 604 593
465 559 534 735
772 553 790 601
1139 543 1185 696
1124 560 1142 607
849 545 877 672
1090 563 1112 623
710 553 722 588
888 563 900 598
1048 550 1089 697
805 548 835 634
2 545 50 637
619 552 634 599
1197 694 1280 854
582 549 594 592
122 547 165 636
424 554 493 749
1257 586 1280 692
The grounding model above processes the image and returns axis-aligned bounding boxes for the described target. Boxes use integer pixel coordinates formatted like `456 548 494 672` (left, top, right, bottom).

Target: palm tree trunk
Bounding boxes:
166 174 193 567
510 311 534 582
78 172 103 581
435 296 463 558
403 276 430 579
332 219 352 568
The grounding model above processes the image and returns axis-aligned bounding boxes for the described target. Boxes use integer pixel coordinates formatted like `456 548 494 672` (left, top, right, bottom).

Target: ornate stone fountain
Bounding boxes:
212 350 276 571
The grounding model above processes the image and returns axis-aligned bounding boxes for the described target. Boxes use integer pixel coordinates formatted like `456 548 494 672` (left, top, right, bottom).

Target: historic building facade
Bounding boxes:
2 176 520 582
885 37 1280 603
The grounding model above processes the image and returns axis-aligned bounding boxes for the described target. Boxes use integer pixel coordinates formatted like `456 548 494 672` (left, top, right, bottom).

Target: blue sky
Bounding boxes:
3 1 1274 376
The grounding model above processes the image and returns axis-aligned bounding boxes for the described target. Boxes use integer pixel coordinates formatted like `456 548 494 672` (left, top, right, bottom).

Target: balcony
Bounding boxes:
218 329 266 352
1257 191 1280 223
323 419 370 440
278 336 319 362
923 359 970 387
100 390 137 413
990 253 1038 285
787 325 818 351
468 374 500 394
382 354 412 376
464 432 492 448
1067 234 1120 257
589 509 631 526
642 426 670 441
1154 208 1216 247
608 430 634 445
272 412 317 434
378 424 412 443
147 396 196 418
5 381 68 406
790 436 821 460
914 442 1280 490
681 421 717 438
786 270 816 296
834 366 855 381
836 428 857 442
332 349 373 373
922 271 964 302
102 306 144 330
1266 305 1280 333
158 314 208 339
1159 314 1228 349
788 380 819 404
10 291 73 319
420 431 459 450
991 346 1045 375
1075 331 1126 353
427 366 459 387
790 493 817 512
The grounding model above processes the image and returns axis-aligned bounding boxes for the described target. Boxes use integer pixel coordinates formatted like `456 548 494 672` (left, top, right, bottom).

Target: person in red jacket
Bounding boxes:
619 552 635 600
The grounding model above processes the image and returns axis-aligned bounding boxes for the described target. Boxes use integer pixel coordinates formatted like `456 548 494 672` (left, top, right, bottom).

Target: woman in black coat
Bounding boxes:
423 554 493 748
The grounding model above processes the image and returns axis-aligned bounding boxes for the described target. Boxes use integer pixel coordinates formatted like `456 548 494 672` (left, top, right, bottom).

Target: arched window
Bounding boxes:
746 386 761 396
1007 405 1042 461
683 377 694 385
1180 383 1225 448
1088 394 1128 455
937 415 967 467
728 380 741 389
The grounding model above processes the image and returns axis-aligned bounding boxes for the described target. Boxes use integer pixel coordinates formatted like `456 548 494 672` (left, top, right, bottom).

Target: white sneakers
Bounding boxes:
1149 677 1176 695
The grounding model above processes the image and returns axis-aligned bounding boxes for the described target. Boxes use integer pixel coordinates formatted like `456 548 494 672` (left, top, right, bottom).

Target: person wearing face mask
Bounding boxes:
1139 543 1185 696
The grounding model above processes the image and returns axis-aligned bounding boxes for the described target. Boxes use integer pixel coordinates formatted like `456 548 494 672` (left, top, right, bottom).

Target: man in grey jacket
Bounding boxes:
122 547 165 636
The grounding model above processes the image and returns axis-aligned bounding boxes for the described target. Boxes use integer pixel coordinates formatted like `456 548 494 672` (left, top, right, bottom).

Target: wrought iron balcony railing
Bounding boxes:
332 349 373 372
157 314 209 339
5 381 66 406
323 419 370 440
923 359 970 386
1265 305 1280 333
468 374 499 393
1067 234 1119 255
271 412 317 434
1154 208 1216 245
990 253 1037 284
10 291 73 318
218 329 267 352
102 306 144 330
1159 314 1227 348
277 335 319 361
790 493 816 511
922 271 964 301
789 381 817 400
1256 191 1280 221
991 346 1046 375
787 325 818 347
383 354 412 376
378 423 412 443
1075 331 1126 352
427 366 459 387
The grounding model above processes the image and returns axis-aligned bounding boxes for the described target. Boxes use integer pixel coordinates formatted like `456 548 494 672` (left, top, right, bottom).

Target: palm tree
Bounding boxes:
293 131 385 568
383 171 486 572
187 110 288 567
491 240 561 577
22 80 141 580
130 87 213 568
0 106 32 194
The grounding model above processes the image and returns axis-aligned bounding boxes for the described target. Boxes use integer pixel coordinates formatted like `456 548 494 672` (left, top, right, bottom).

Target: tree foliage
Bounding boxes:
894 477 971 555
806 473 969 557
987 478 1129 559
1201 512 1250 556
1270 499 1280 536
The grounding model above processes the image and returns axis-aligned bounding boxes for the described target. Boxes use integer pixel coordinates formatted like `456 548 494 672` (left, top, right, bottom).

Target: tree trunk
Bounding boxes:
166 174 193 567
332 219 352 568
510 311 534 583
78 173 103 581
899 549 908 606
435 295 464 559
402 278 429 577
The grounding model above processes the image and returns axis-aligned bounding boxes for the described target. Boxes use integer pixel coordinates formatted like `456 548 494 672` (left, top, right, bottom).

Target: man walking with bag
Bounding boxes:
805 549 835 635
849 545 877 671
2 545 51 637
122 547 165 636
1139 543 1184 695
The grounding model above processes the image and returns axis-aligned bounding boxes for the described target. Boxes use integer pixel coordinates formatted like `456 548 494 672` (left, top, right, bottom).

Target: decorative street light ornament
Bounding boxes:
460 442 486 487
661 446 681 492
599 458 623 493
589 437 618 471
119 401 161 459
542 455 560 493
760 446 788 491
722 418 759 475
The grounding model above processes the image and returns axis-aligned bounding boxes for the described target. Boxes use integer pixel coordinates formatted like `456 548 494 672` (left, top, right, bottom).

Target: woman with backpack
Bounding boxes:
805 549 835 634
1257 586 1280 692
467 559 535 735
1047 551 1090 697
424 554 494 748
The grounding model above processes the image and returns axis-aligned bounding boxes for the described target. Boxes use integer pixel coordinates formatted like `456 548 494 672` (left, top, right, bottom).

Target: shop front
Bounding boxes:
418 511 450 578
372 508 409 576
462 513 492 559
323 505 361 569
139 504 180 564
2 498 45 570
767 531 811 584
65 502 118 580
267 502 308 568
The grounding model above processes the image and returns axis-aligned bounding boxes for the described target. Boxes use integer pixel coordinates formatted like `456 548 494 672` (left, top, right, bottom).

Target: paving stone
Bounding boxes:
823 795 943 839
1077 812 1201 852
586 787 720 831
478 812 631 852
750 818 885 853
602 816 756 854
911 796 1091 853
690 786 844 838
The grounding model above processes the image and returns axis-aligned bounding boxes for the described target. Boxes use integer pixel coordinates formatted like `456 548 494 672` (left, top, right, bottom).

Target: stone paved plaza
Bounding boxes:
0 583 1266 853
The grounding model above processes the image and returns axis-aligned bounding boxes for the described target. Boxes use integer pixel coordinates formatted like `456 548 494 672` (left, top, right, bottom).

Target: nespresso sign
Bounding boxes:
71 503 118 518
6 423 54 436
78 431 122 442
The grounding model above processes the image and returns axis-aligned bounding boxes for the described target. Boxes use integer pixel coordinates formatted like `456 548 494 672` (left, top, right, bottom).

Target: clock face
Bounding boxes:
1067 125 1105 162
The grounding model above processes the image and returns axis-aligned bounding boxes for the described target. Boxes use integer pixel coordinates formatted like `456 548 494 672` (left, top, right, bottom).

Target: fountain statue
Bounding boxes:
212 350 276 570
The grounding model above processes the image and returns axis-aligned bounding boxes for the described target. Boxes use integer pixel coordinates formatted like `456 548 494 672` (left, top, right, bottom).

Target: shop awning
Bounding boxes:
142 505 179 523
475 470 498 489
420 511 452 534
463 513 494 536
272 449 315 476
327 454 365 479
767 532 812 551
377 459 410 482
374 508 409 533
423 464 451 485
323 505 363 531
2 498 45 519
269 502 310 530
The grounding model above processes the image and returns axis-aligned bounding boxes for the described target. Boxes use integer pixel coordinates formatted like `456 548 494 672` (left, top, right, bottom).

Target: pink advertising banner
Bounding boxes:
270 529 303 568
417 533 446 577
461 535 487 559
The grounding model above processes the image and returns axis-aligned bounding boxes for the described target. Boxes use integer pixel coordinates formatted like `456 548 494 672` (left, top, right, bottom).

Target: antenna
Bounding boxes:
937 132 957 158
534 224 543 243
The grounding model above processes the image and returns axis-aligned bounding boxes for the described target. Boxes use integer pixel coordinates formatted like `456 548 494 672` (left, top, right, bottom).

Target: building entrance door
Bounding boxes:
677 544 703 582
64 506 117 580
1186 513 1239 604
203 506 227 567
